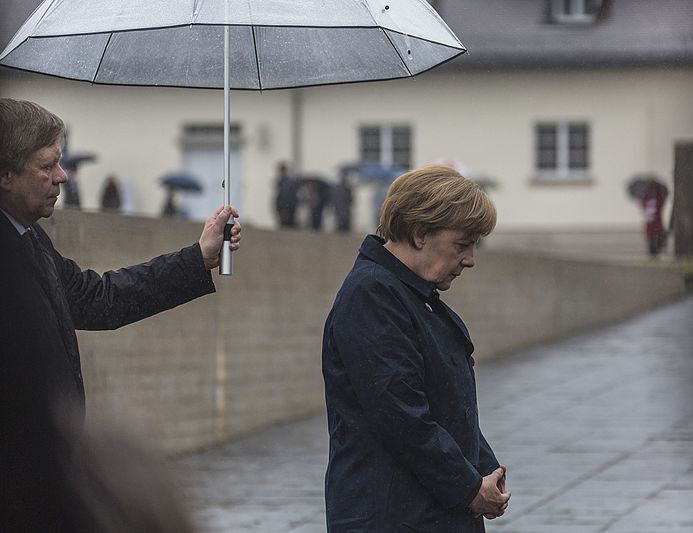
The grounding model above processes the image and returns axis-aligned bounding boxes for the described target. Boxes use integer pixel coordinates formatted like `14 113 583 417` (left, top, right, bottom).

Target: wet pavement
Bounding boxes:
179 296 693 532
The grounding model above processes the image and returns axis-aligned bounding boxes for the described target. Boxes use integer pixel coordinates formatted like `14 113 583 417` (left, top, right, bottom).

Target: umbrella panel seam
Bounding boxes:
382 28 413 78
3 25 464 53
0 54 465 91
92 32 113 84
251 26 262 91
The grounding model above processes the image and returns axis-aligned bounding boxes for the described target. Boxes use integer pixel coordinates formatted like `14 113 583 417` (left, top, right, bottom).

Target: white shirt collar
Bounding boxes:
0 207 29 235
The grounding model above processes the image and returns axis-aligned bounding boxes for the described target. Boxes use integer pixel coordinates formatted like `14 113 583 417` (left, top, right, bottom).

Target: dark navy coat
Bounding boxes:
322 235 500 532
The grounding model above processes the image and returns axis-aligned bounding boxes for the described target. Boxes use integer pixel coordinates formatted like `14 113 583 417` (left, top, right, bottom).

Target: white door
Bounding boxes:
182 146 242 221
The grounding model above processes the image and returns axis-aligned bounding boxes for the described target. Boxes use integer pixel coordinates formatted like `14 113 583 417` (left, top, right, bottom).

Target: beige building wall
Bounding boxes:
0 71 293 227
3 66 692 230
301 67 693 230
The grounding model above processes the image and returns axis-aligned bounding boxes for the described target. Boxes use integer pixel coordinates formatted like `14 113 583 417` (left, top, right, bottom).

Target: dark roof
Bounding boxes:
1 0 692 71
439 0 693 68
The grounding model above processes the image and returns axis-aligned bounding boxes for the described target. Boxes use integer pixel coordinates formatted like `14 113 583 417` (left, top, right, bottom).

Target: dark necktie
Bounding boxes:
22 228 37 263
23 228 51 286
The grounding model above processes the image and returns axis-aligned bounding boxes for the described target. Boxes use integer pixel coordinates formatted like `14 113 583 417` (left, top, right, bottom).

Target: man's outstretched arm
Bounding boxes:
50 206 241 330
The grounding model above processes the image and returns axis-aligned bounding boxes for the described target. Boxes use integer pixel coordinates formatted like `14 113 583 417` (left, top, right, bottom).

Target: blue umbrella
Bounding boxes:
160 172 203 193
341 163 405 183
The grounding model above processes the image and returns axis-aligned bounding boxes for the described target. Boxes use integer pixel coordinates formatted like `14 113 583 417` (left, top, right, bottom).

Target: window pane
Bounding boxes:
569 123 589 169
536 124 557 170
538 149 557 169
585 0 601 15
392 126 411 168
360 126 381 164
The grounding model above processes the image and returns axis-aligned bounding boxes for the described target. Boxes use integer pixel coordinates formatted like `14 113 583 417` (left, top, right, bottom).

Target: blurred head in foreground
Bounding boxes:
61 416 195 533
378 165 496 290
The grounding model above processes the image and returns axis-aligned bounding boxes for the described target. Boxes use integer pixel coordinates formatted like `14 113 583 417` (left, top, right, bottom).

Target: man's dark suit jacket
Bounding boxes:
0 210 216 411
0 210 215 531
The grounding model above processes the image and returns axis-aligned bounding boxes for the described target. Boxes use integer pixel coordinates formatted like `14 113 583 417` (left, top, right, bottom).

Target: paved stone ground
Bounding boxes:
178 296 693 533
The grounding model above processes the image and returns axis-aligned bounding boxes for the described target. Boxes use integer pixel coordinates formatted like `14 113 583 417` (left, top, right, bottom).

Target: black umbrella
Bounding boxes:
160 172 203 193
628 174 668 200
62 152 97 170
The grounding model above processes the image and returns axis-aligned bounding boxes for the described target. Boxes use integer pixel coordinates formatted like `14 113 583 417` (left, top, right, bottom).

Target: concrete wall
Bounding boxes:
41 210 688 454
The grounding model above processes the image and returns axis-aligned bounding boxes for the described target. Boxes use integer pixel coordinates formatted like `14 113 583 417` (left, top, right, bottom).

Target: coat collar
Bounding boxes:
359 235 475 358
0 208 27 253
358 234 437 301
0 207 28 235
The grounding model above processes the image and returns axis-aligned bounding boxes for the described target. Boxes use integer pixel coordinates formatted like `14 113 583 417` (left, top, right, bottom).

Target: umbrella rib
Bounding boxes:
251 26 263 91
382 28 413 78
92 32 113 84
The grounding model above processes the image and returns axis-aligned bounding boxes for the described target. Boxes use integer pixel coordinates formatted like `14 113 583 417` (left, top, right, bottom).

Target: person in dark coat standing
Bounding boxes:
0 98 242 530
0 98 242 412
322 165 510 532
274 162 298 228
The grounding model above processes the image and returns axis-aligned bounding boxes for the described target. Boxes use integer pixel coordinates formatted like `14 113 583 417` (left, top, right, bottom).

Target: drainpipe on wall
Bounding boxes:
673 143 693 260
291 89 303 174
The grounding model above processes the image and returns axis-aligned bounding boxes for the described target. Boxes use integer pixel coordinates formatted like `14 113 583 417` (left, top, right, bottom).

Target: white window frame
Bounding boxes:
535 121 590 182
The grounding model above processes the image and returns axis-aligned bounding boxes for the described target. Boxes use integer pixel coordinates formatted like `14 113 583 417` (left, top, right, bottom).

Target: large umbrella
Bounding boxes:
1 0 466 274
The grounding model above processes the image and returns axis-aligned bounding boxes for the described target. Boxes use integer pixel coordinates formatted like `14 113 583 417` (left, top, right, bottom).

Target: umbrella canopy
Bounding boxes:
160 172 204 192
0 0 465 90
1 0 464 275
628 174 669 200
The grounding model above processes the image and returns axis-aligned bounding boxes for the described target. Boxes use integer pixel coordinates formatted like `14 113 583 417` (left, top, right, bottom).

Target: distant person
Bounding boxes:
0 98 242 417
322 166 509 532
62 161 81 208
305 179 329 231
642 179 667 257
332 172 353 233
100 174 122 212
162 188 179 217
274 162 297 228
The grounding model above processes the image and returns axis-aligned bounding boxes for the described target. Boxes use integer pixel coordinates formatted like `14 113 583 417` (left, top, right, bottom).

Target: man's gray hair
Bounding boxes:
0 99 65 175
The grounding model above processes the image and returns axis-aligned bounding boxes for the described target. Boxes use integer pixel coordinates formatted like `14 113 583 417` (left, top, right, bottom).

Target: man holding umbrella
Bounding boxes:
0 98 242 414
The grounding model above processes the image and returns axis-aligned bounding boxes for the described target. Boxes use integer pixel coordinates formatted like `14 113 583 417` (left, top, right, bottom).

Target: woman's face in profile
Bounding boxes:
414 228 477 291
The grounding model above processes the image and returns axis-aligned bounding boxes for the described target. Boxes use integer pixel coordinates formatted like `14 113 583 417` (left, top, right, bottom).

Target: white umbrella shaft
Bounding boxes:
220 24 234 275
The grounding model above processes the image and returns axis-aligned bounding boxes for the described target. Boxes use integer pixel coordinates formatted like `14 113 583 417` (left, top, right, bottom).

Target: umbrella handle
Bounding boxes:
219 219 234 275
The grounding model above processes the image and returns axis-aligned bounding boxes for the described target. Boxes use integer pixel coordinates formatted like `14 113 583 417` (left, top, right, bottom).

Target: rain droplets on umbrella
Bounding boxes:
1 0 466 274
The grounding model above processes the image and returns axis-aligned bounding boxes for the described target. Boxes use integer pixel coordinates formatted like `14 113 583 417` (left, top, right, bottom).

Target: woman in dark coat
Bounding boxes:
322 165 510 532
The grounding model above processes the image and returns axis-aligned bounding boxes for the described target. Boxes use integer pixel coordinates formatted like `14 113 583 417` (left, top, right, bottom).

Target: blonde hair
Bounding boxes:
378 165 496 245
